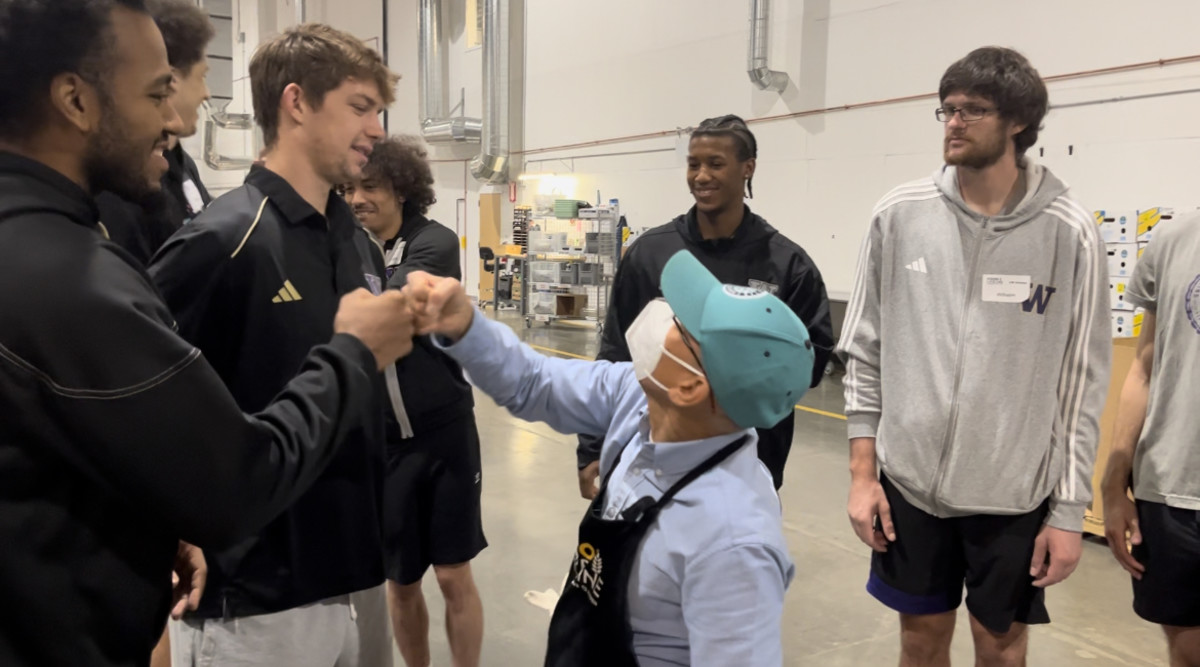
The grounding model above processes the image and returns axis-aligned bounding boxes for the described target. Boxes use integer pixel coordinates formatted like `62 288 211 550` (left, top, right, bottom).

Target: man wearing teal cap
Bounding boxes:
402 250 812 666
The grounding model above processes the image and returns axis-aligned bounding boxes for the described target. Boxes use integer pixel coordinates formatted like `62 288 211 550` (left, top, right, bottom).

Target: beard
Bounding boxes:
84 94 161 205
944 129 1007 170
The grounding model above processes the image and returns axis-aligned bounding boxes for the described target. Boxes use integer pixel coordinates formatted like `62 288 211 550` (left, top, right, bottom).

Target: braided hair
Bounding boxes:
690 114 758 198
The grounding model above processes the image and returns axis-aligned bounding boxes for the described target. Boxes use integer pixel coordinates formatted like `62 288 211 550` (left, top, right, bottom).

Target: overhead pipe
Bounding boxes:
419 0 481 143
470 0 510 183
747 0 788 92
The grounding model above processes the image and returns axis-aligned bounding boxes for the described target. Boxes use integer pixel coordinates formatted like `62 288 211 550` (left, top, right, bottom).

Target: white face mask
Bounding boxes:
625 298 704 391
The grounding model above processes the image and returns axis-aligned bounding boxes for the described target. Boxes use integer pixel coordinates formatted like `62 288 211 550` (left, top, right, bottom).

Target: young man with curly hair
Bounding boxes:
344 135 487 667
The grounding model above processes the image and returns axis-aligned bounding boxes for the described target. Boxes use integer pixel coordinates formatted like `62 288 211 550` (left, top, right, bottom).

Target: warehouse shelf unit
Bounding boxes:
523 204 620 330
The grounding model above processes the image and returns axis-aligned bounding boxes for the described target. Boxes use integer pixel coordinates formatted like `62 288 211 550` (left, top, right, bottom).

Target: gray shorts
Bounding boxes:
170 584 393 667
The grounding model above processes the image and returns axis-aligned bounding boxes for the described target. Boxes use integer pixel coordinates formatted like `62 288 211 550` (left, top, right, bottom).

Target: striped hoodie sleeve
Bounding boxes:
1046 196 1112 531
836 212 885 440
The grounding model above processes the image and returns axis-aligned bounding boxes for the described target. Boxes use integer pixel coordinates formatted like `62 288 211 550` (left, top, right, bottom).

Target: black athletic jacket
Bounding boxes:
149 166 388 619
577 206 834 488
0 155 377 666
377 213 473 441
95 143 212 265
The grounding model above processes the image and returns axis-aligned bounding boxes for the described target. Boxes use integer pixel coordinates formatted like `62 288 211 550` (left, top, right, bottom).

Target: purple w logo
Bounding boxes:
1021 284 1057 315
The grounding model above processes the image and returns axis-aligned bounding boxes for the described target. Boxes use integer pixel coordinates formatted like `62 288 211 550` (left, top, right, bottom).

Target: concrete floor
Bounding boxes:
402 311 1169 666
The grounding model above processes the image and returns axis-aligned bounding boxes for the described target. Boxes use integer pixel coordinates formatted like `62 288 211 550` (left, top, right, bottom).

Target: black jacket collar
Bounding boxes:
680 204 771 251
0 151 98 228
382 212 435 251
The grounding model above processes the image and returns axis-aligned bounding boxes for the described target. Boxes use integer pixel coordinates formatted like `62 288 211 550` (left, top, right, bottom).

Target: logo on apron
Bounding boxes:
568 542 604 606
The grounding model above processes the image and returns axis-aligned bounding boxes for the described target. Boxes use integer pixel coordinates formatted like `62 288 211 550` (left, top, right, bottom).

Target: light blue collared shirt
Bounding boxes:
439 312 795 667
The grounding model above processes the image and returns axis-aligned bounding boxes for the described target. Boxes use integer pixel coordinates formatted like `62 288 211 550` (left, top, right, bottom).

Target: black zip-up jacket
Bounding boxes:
0 155 378 666
149 166 388 619
377 213 473 440
95 143 212 265
577 206 834 488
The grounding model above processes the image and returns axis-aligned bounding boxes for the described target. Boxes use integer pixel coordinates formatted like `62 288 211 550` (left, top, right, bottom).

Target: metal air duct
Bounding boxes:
419 0 482 143
748 0 788 92
469 0 510 183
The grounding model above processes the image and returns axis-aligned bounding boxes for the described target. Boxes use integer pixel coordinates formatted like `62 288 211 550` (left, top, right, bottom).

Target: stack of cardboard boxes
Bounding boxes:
1084 207 1174 535
1099 207 1174 339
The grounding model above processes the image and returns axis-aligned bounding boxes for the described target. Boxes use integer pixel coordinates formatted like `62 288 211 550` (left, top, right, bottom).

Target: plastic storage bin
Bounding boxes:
529 261 559 284
576 263 601 285
528 231 569 254
530 292 557 315
557 264 579 284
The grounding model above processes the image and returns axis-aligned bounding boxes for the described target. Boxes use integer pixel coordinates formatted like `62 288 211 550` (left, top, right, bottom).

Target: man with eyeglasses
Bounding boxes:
838 46 1109 666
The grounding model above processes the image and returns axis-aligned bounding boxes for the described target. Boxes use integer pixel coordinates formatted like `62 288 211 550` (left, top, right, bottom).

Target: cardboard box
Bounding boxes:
1095 210 1134 243
1111 309 1143 338
1137 207 1174 242
1083 338 1139 536
1110 278 1134 311
555 294 588 317
1106 243 1138 277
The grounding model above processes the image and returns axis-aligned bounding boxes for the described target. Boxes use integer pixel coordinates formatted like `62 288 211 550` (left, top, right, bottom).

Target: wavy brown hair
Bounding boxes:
939 47 1048 157
250 23 397 148
363 135 437 217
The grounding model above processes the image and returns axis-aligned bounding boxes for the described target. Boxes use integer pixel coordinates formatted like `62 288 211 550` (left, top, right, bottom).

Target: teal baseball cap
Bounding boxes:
660 250 814 430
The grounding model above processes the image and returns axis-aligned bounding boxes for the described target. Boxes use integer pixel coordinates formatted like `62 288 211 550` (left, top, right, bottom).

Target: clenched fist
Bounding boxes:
401 271 475 341
334 289 415 370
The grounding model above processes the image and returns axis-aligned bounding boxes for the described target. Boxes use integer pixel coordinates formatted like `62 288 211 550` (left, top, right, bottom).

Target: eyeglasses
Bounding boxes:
935 105 996 123
673 318 706 374
673 318 717 411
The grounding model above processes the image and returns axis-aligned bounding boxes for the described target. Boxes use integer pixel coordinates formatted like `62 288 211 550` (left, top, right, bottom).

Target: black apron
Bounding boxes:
544 435 750 667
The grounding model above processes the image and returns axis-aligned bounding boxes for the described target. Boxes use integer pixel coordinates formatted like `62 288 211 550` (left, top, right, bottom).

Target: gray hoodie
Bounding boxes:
837 161 1110 531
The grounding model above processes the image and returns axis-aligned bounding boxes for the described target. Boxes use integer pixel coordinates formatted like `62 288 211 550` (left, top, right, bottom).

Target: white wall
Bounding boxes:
219 0 1200 298
512 0 1200 298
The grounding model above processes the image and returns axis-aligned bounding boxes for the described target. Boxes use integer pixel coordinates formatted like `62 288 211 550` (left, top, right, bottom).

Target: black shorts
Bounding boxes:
1132 500 1200 627
383 414 488 585
867 475 1050 634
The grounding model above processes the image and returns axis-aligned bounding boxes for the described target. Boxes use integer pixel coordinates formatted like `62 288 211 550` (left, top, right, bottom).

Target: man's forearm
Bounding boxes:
1103 362 1151 497
850 437 878 481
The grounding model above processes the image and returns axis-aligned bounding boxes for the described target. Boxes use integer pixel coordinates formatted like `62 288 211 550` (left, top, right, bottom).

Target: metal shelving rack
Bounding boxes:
523 204 620 330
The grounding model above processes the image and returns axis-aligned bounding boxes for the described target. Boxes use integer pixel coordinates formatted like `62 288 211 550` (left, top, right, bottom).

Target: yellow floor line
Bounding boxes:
528 344 591 360
527 344 848 421
795 405 848 421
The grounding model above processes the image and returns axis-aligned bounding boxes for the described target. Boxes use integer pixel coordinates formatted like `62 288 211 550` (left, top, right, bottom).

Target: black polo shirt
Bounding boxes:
149 166 388 618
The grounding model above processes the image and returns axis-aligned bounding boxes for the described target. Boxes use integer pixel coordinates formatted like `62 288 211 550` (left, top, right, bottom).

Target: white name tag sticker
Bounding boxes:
181 179 205 215
386 241 406 268
982 274 1032 303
